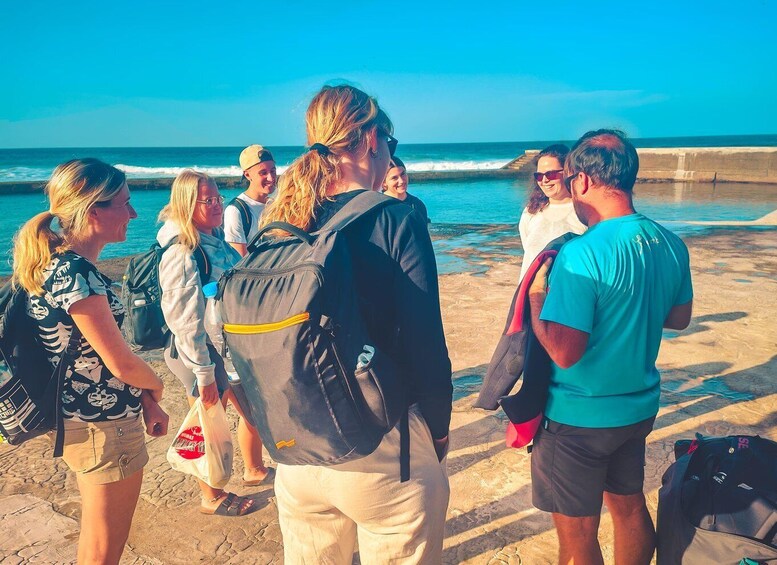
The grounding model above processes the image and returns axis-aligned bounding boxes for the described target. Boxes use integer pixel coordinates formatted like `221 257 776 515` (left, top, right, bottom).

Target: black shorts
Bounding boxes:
531 415 655 517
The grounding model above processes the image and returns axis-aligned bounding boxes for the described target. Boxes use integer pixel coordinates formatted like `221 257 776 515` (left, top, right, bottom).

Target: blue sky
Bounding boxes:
1 0 775 148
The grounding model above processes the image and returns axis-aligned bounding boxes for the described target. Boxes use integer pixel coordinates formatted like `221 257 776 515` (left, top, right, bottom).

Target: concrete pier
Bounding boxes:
505 146 777 184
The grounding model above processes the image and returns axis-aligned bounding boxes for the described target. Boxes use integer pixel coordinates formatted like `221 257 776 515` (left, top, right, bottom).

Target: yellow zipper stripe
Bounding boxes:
224 312 310 335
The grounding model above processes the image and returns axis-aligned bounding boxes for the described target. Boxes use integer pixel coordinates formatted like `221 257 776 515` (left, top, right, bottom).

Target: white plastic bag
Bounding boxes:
166 399 233 489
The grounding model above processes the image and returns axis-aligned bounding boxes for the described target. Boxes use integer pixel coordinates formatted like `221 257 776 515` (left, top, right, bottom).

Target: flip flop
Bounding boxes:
243 467 276 487
200 492 257 517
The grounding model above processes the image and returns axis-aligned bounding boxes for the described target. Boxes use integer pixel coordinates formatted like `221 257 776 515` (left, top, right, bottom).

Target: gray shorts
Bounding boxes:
163 342 229 398
531 415 655 517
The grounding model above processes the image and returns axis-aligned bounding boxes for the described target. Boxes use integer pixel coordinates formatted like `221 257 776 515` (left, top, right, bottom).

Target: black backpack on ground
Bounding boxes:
121 237 210 350
657 433 777 564
0 282 81 456
218 191 409 477
227 196 252 240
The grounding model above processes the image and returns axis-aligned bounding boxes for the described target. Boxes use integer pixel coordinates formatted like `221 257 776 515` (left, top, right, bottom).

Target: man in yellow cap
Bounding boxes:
225 145 277 256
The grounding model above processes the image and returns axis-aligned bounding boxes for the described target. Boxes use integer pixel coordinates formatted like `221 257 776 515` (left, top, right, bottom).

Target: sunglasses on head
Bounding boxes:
534 169 564 183
385 134 398 157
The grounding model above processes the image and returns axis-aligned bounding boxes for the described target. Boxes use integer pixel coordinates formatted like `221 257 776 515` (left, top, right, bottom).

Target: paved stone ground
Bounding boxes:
1 226 776 564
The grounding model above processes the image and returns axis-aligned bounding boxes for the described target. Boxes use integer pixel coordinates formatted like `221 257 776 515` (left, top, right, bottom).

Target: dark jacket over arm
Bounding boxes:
313 191 453 439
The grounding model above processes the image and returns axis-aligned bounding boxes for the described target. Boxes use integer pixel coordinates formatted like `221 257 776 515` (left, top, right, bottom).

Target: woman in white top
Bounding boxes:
518 144 586 281
157 170 271 517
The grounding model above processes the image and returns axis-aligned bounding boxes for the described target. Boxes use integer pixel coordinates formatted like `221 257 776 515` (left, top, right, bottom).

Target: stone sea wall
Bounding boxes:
505 146 777 184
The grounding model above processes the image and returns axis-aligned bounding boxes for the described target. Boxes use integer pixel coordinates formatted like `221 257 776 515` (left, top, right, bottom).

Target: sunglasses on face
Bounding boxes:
385 134 398 157
196 195 225 208
564 173 578 190
534 169 564 183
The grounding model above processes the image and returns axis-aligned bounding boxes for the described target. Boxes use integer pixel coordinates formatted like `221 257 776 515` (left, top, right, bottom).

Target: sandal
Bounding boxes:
243 467 276 487
200 492 257 517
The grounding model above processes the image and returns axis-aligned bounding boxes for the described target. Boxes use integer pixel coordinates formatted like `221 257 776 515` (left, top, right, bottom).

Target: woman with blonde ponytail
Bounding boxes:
156 169 269 517
12 158 169 565
264 84 453 564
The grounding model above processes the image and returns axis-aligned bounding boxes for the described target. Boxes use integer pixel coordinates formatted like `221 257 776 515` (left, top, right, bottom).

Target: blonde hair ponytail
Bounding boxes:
262 85 393 232
158 169 212 250
12 159 126 295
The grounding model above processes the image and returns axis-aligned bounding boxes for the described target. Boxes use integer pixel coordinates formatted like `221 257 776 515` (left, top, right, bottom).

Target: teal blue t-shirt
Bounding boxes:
540 213 693 428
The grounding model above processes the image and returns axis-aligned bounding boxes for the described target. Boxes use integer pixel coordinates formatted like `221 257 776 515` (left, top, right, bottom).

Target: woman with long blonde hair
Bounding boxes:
12 158 168 564
157 169 270 517
262 84 452 564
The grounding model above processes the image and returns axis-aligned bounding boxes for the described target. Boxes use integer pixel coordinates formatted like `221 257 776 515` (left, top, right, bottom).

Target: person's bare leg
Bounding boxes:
186 395 253 513
224 389 269 482
604 492 655 565
76 469 142 564
553 513 604 565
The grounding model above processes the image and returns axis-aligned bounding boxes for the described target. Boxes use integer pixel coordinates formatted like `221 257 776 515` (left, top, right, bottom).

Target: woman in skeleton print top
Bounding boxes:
13 159 169 564
27 252 143 420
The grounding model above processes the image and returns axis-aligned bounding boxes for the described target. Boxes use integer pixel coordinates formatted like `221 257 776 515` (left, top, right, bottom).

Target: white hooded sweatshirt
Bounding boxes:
157 220 241 387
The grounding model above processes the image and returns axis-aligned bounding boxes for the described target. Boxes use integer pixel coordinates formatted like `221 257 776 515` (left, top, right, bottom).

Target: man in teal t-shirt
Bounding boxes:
528 130 693 565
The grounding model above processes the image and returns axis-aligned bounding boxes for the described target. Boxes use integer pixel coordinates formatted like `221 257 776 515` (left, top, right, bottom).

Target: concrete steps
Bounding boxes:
502 150 540 172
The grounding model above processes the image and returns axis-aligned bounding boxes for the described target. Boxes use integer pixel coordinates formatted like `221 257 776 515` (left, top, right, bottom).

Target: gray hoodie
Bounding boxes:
157 220 241 387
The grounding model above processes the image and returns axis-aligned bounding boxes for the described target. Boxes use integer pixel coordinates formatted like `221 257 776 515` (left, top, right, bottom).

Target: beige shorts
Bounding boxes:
54 413 149 485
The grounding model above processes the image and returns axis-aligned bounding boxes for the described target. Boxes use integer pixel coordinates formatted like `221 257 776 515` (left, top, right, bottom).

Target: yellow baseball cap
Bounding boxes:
239 145 275 171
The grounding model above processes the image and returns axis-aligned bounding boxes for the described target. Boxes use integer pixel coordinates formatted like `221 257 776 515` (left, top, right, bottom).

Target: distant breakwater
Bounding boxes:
508 146 777 184
2 146 776 195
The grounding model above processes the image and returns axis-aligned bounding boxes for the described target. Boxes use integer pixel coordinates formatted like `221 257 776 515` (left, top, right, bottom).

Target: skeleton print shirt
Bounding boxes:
26 251 142 421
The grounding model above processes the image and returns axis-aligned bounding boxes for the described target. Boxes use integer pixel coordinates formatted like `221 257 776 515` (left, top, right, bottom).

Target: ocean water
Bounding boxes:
2 177 777 277
2 136 777 276
2 135 776 182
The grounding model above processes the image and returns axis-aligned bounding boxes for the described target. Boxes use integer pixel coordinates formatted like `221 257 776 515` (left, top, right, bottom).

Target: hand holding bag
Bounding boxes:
166 399 234 489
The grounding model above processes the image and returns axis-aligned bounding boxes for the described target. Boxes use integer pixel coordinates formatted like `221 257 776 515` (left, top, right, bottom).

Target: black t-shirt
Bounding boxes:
312 190 452 439
404 193 430 224
26 251 142 421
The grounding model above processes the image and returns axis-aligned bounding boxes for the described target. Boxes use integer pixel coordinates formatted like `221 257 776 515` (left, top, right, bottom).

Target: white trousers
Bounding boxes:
275 406 450 564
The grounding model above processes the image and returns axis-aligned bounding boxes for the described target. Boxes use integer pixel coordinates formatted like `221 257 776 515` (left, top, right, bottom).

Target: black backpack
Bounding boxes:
218 191 409 477
227 196 252 240
121 237 210 350
0 282 81 456
657 434 777 564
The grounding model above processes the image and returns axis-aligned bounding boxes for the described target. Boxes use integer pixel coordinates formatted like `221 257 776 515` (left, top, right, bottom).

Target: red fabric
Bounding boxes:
505 413 544 448
506 249 559 335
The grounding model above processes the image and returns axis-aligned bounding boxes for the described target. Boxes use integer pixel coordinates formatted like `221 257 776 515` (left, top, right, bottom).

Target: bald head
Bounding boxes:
566 129 639 192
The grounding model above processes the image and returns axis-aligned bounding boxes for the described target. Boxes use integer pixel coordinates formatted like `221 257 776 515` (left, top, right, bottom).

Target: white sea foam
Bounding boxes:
114 164 290 178
405 159 511 172
115 160 509 177
0 167 51 182
0 158 509 183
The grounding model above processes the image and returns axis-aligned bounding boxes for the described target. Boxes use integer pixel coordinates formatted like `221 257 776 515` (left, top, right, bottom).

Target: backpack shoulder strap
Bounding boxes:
165 236 211 286
318 190 400 234
52 325 82 457
0 281 23 338
228 196 252 238
192 245 210 286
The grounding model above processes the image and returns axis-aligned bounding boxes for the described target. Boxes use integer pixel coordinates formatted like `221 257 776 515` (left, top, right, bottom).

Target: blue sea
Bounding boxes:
2 135 777 276
3 135 777 183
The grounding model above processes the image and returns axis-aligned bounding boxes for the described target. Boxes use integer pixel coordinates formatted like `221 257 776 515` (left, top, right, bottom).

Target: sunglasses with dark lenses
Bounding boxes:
534 169 564 183
564 173 578 190
386 134 398 156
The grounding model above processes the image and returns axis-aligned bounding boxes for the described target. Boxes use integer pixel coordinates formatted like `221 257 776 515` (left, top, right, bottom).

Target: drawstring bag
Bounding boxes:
166 399 233 489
